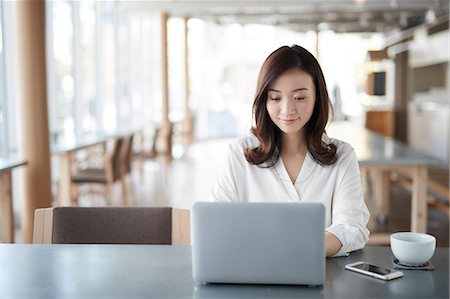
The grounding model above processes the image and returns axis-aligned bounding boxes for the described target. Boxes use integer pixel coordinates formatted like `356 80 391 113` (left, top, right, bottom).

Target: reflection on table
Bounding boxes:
1 245 448 298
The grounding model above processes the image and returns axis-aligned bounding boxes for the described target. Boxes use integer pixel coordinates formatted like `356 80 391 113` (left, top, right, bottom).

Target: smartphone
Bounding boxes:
345 262 404 281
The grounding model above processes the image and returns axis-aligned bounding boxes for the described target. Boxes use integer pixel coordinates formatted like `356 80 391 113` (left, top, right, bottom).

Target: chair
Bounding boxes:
70 138 124 205
157 122 173 161
133 129 158 177
119 134 134 203
135 123 173 165
134 124 174 177
33 207 190 245
120 134 134 176
181 113 195 147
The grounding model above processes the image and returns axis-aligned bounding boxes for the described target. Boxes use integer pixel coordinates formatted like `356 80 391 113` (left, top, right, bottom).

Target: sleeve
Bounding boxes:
209 143 243 202
325 146 370 257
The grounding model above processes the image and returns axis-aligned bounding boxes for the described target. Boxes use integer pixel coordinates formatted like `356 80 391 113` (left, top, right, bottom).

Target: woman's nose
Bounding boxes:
281 100 297 115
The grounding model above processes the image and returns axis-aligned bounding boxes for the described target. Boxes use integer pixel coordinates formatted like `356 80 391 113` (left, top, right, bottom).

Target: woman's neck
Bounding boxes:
280 132 307 156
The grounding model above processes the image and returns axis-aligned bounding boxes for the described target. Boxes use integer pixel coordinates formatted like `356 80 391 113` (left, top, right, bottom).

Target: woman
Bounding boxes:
211 45 370 257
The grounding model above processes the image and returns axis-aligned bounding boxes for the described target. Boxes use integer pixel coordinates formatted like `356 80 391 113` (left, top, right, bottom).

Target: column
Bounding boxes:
160 12 172 160
161 12 169 127
182 16 193 147
16 0 53 243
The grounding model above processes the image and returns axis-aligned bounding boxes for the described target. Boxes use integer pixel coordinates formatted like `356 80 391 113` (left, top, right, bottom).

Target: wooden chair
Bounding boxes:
133 129 158 177
33 207 190 245
119 134 134 204
134 123 174 176
157 122 173 161
70 138 124 205
121 134 134 176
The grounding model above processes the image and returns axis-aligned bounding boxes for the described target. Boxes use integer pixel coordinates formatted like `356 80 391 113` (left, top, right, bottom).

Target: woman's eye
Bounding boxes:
294 97 305 101
269 98 280 101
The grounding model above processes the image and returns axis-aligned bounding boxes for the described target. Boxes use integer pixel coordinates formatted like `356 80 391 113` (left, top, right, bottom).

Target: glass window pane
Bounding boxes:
79 1 97 133
51 0 74 141
140 13 157 131
149 14 162 123
127 13 144 130
0 0 7 157
98 2 116 132
168 17 185 123
116 8 131 128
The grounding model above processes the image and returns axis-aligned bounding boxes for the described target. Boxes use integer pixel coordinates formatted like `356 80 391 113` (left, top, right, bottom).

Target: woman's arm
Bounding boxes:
326 144 370 256
210 143 243 202
325 231 342 257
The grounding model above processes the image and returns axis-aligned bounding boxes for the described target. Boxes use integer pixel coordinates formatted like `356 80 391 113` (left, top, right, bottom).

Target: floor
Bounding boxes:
15 138 450 246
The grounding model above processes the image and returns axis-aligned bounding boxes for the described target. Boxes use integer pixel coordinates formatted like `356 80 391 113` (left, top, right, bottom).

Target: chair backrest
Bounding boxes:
33 207 190 245
105 138 124 183
155 122 173 155
120 134 134 175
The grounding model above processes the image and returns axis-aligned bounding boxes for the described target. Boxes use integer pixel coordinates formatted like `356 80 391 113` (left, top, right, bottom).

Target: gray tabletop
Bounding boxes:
327 121 441 166
51 130 139 153
51 133 109 153
0 158 27 173
1 245 448 298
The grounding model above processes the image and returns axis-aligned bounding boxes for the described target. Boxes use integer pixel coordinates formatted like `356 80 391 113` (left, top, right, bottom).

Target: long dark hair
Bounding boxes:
244 45 337 167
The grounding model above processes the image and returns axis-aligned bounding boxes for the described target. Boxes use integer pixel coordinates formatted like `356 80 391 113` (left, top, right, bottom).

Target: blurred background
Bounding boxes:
0 0 448 244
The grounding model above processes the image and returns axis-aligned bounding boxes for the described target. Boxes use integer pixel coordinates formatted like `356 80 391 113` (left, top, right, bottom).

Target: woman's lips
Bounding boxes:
280 117 300 125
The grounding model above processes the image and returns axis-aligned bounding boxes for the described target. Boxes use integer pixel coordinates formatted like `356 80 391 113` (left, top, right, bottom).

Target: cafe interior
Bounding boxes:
0 1 449 294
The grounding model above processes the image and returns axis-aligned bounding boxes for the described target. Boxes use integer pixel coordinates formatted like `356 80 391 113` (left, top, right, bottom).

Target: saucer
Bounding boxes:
392 257 434 270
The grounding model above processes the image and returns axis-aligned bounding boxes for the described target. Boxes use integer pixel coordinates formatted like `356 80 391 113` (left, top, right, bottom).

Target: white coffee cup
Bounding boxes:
390 232 436 265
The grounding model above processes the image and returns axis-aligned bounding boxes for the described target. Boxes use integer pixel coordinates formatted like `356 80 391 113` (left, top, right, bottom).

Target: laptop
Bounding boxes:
191 202 325 285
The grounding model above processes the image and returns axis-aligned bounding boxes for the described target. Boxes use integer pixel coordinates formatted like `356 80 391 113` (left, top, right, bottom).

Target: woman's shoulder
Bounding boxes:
229 134 260 152
331 138 354 153
323 133 355 159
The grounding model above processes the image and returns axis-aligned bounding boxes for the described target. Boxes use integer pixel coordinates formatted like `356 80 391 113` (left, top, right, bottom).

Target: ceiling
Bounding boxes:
123 0 449 33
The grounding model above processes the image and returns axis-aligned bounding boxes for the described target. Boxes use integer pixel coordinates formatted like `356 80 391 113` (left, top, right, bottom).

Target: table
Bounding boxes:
327 121 441 233
0 159 27 243
51 131 139 206
1 245 448 298
52 135 109 206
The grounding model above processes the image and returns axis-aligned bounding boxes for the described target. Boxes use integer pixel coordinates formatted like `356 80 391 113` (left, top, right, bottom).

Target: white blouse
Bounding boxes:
210 134 370 256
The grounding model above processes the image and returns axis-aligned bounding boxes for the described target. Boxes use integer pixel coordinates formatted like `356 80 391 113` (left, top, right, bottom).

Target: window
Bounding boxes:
79 1 97 133
0 0 7 157
47 0 75 142
0 0 18 158
47 1 158 140
97 1 117 132
168 17 186 123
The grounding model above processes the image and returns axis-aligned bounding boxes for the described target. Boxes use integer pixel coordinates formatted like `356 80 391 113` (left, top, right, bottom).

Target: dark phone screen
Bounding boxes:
353 263 392 275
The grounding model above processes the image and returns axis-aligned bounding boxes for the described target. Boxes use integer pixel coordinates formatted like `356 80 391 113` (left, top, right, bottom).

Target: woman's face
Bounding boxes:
266 68 316 136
